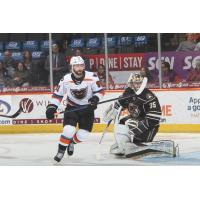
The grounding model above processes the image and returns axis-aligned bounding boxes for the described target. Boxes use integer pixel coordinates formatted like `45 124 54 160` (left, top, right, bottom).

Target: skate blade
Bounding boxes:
52 159 63 165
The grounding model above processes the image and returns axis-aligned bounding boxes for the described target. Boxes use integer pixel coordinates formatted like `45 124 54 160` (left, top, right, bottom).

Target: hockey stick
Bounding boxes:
55 94 137 116
0 106 23 118
99 119 113 144
97 76 148 143
96 119 113 160
55 77 148 116
96 106 123 160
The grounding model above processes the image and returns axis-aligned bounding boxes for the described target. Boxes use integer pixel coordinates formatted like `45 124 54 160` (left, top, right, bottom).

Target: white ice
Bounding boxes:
0 132 200 165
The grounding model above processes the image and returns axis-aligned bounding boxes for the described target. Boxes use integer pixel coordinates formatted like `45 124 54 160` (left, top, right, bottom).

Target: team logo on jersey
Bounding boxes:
132 96 137 101
146 93 154 100
128 103 140 118
70 87 88 100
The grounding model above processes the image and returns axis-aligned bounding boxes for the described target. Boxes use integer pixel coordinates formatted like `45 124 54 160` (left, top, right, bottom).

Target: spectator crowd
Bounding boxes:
0 33 200 91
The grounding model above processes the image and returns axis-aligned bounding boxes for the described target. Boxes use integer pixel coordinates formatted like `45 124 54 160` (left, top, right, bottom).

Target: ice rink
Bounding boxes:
0 132 200 166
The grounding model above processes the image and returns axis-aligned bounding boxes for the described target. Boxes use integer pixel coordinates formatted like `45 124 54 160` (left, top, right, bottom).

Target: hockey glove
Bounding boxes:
46 104 58 119
88 96 99 110
125 118 139 129
125 118 149 136
103 101 121 123
118 93 137 108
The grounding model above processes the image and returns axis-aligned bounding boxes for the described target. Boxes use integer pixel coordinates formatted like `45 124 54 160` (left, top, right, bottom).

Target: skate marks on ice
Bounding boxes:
0 134 57 166
53 133 200 166
0 133 200 165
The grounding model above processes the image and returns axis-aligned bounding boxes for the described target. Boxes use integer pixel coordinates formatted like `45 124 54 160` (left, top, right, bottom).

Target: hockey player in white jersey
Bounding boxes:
46 56 104 162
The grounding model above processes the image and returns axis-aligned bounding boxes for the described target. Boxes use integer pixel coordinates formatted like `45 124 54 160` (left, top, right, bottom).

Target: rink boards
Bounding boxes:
0 88 200 133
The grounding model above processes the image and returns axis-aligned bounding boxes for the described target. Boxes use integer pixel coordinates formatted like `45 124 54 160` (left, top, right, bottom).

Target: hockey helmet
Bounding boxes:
128 71 147 93
70 56 85 66
70 56 85 78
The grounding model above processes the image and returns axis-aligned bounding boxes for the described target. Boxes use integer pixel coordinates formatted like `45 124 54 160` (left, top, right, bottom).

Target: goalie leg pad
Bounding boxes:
113 124 131 155
125 140 177 158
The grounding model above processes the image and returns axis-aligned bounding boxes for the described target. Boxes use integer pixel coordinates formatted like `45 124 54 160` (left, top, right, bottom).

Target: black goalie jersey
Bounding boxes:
119 87 161 128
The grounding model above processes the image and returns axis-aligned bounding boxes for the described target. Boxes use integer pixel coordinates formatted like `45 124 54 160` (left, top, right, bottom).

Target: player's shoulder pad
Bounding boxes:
63 73 72 81
85 71 98 80
144 88 156 100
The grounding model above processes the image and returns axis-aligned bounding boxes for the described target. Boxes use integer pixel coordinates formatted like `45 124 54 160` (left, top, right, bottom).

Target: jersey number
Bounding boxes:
149 102 156 109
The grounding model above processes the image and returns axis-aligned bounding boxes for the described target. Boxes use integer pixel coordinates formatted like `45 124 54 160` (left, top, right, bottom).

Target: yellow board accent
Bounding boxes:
0 124 200 134
93 124 200 133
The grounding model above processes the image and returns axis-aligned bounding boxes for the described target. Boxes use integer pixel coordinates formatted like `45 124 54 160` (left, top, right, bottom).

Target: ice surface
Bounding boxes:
0 132 200 165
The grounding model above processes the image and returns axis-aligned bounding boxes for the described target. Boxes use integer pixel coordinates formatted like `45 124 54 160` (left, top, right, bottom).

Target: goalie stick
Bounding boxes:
96 119 113 160
99 119 113 144
98 76 147 141
55 77 148 116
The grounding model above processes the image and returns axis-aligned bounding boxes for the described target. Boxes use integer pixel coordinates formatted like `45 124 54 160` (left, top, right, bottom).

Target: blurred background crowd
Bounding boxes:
0 33 200 92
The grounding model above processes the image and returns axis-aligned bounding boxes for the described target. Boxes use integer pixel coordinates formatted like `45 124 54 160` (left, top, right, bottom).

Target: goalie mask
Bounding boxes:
70 56 85 78
128 72 147 94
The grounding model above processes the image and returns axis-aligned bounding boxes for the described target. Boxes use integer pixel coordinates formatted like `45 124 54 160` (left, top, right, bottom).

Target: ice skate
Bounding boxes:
67 143 74 156
54 150 65 162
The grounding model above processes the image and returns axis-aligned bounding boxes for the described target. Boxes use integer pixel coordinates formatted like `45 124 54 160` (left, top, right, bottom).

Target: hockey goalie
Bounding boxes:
104 71 177 158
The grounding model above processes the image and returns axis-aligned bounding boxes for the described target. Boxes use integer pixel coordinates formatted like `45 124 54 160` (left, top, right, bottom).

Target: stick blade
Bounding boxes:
0 106 23 118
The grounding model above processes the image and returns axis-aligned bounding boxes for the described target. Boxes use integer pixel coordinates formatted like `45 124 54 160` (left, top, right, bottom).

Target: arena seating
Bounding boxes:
100 36 117 54
0 35 150 57
0 52 3 60
23 41 40 51
0 42 4 52
69 38 85 49
11 52 23 61
5 41 21 52
31 51 45 60
117 36 134 53
40 40 51 52
0 34 151 63
84 37 101 54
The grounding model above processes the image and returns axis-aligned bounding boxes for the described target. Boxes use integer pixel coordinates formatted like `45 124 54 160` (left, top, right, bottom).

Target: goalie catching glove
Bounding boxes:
103 101 121 123
46 104 58 119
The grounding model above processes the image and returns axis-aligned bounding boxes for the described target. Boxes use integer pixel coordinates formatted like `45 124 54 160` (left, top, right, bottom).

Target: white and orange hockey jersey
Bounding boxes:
50 71 105 107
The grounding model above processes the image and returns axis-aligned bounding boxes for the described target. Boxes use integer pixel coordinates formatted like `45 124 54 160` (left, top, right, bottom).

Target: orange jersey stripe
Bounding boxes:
83 78 93 81
60 137 71 145
67 78 93 83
